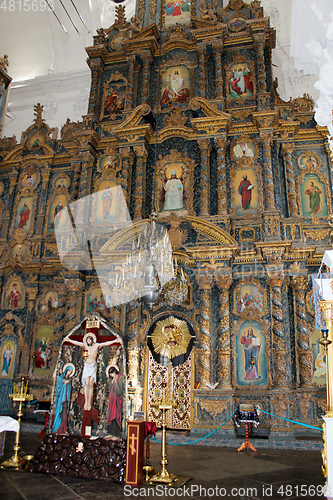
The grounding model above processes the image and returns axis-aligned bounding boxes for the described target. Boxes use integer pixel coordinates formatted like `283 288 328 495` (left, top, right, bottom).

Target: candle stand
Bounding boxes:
1 377 33 470
149 390 177 484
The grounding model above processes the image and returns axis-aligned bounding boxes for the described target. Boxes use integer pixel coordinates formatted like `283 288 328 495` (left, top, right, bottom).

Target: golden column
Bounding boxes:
1 168 18 239
125 55 136 110
281 143 299 218
127 301 141 388
119 146 133 205
64 277 85 332
291 276 313 387
133 145 148 220
267 274 288 387
24 285 38 375
36 163 51 234
197 44 207 99
215 274 232 388
215 137 227 215
141 52 153 104
198 138 211 216
212 42 224 100
196 274 214 386
259 132 276 211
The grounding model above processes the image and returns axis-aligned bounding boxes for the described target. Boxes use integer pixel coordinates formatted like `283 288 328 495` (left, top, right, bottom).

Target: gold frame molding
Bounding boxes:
11 191 38 239
156 54 196 114
232 308 272 390
1 274 26 311
226 53 257 105
233 278 267 316
154 148 195 216
100 70 128 121
43 190 71 237
230 159 264 218
296 168 332 218
231 134 259 163
297 150 321 170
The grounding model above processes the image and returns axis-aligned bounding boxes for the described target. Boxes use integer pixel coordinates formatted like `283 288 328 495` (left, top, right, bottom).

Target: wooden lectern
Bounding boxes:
126 421 145 486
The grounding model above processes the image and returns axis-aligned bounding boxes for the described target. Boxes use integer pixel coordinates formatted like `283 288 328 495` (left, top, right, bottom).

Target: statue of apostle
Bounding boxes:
63 331 118 411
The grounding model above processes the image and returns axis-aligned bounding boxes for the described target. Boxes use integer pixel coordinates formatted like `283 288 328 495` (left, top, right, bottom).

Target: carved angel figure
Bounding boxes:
130 15 141 35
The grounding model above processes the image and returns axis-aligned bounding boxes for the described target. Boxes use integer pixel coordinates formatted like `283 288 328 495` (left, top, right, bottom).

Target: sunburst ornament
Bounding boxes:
151 316 192 359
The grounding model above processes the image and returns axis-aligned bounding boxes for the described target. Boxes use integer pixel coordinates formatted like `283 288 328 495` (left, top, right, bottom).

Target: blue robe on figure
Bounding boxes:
52 367 73 434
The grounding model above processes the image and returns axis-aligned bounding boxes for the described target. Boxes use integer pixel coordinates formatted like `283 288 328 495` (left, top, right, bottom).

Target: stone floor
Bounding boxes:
0 428 326 500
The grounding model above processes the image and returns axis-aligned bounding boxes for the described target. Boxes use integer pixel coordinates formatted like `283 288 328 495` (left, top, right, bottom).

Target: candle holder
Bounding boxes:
143 434 154 482
1 377 33 470
149 388 177 484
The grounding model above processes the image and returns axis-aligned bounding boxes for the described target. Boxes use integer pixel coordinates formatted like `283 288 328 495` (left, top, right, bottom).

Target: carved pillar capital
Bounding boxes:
253 33 266 50
291 275 308 291
281 142 295 157
215 137 227 151
41 168 51 185
259 132 273 146
197 43 207 55
196 274 214 290
119 146 131 158
79 150 94 163
64 278 85 293
215 274 233 290
133 145 148 158
9 170 19 194
212 42 223 54
126 54 136 65
26 286 38 301
197 138 211 152
141 51 153 65
267 276 284 289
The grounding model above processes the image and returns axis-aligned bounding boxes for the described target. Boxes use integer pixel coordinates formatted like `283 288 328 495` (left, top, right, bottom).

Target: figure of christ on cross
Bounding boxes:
64 331 118 411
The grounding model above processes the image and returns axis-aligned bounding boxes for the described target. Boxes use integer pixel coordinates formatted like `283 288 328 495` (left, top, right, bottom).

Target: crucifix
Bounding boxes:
63 318 120 438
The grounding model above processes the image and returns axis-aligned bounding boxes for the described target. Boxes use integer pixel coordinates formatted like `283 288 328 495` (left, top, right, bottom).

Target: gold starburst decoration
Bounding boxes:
151 316 192 359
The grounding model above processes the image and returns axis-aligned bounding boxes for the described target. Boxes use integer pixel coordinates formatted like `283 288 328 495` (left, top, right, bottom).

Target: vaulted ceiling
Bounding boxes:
0 0 325 139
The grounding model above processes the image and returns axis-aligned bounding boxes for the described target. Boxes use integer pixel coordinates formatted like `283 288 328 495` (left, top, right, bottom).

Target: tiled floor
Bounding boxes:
0 428 326 500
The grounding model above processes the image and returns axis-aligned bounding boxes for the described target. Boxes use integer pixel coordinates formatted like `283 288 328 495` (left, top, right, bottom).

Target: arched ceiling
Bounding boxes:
0 0 326 139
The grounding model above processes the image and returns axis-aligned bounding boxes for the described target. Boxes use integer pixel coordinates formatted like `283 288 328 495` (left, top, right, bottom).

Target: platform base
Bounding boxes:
149 468 178 484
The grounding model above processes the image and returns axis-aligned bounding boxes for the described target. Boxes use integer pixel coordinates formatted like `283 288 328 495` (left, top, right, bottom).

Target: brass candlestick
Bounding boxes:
143 434 154 482
1 377 33 470
149 389 177 485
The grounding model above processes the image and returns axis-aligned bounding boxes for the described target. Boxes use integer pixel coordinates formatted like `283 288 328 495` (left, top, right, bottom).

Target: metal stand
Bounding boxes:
1 377 33 470
143 435 154 482
237 422 257 453
149 398 177 484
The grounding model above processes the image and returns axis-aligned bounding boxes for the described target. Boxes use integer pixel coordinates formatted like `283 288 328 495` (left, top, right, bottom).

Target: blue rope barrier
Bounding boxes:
24 399 40 407
0 399 41 415
151 408 323 446
259 409 323 431
151 409 238 446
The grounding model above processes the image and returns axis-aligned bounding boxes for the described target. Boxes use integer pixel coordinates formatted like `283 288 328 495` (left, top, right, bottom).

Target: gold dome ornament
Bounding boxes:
151 316 191 359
